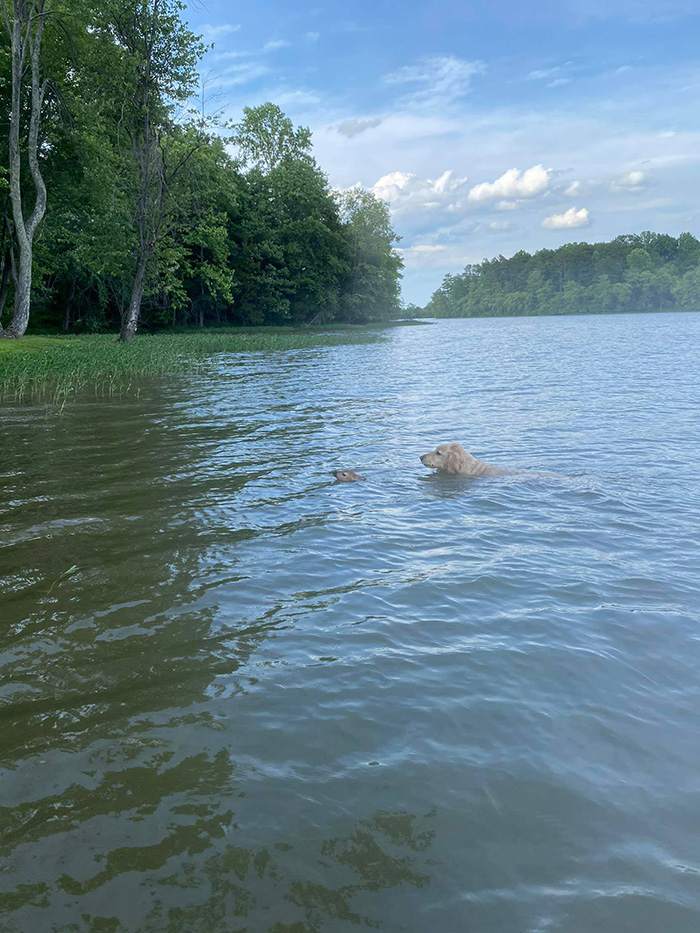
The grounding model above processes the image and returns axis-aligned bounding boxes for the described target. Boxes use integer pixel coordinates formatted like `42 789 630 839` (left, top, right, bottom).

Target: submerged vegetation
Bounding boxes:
0 328 384 402
426 231 700 317
0 1 403 342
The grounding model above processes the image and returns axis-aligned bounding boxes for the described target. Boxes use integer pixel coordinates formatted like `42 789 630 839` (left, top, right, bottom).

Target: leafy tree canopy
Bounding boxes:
0 3 403 335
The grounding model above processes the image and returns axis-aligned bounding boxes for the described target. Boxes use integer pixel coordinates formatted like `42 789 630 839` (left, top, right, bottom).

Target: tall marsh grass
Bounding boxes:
0 329 382 403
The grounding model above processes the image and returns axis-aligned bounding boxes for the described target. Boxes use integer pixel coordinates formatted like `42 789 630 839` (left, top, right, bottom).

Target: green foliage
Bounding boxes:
100 0 205 106
425 232 700 318
0 6 403 335
337 187 403 323
231 103 313 172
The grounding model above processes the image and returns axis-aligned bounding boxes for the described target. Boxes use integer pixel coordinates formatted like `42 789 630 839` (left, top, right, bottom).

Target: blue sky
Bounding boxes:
184 0 700 304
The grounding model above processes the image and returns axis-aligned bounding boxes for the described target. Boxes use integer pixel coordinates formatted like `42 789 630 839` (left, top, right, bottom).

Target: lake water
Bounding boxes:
2 312 700 932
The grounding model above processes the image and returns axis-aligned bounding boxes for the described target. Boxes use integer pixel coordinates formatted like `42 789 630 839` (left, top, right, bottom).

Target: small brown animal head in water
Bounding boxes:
331 469 365 483
420 443 478 475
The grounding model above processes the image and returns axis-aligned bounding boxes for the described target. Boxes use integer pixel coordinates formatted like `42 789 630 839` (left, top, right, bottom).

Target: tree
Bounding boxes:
101 0 205 342
153 129 236 327
228 106 360 325
0 0 50 338
337 187 403 322
627 247 653 272
673 262 700 310
229 158 349 325
232 103 312 173
29 11 134 333
676 232 700 273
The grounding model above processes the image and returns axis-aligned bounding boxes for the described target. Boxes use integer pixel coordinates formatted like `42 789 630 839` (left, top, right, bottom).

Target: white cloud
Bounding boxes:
563 179 598 196
600 196 674 213
199 23 241 40
468 165 550 202
372 171 413 197
541 207 591 228
337 117 382 138
264 39 291 51
659 130 676 137
549 78 572 87
384 55 486 105
271 89 321 107
219 62 271 87
306 31 320 42
303 60 700 304
611 169 650 191
212 50 250 61
489 221 512 230
400 243 464 269
528 66 562 80
372 169 469 216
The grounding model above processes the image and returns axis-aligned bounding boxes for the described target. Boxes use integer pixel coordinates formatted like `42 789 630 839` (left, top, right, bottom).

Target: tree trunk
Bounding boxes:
0 253 10 328
120 251 150 342
2 245 31 338
0 0 48 340
62 273 77 331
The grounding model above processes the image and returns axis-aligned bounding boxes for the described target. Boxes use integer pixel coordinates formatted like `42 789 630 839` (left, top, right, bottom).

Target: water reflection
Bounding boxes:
2 799 436 931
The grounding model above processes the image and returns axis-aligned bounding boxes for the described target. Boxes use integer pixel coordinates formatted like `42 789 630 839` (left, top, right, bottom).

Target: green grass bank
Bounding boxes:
0 327 392 403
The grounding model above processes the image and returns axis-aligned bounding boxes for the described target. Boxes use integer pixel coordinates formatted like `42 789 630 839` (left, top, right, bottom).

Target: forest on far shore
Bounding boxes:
424 231 700 318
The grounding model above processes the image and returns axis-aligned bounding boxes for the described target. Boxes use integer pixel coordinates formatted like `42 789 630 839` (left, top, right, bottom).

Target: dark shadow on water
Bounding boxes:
417 472 480 498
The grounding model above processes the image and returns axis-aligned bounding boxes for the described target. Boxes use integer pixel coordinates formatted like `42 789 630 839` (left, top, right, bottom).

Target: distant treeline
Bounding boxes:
425 232 700 318
0 1 402 340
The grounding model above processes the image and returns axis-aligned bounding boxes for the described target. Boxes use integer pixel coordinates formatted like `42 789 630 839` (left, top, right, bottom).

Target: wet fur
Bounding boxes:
332 469 365 483
420 443 509 477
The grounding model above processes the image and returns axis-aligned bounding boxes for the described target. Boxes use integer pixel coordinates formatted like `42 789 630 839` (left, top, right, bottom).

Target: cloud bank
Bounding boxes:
468 165 550 202
611 170 650 191
541 207 591 228
371 169 469 215
384 55 486 105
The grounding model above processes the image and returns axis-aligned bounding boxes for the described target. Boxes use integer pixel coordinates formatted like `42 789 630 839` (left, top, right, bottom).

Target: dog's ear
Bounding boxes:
443 446 464 474
444 444 473 474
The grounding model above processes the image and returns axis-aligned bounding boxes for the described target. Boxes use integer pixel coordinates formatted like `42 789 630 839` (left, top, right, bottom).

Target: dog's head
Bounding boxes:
420 443 477 475
331 469 365 483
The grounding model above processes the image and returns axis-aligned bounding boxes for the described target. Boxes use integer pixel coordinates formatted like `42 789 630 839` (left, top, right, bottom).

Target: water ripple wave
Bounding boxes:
1 313 700 931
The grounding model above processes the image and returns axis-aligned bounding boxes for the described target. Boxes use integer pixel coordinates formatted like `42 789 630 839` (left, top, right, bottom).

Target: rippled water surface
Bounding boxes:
2 313 700 932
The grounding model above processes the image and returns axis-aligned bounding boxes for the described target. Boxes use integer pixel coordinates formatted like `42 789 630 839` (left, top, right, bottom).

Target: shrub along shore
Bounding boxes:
0 326 406 403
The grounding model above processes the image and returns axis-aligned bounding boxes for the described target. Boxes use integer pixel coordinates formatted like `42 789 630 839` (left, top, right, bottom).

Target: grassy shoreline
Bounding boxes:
0 325 404 403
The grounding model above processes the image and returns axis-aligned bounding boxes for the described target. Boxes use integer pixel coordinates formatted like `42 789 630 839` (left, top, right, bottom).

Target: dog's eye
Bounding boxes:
436 451 442 456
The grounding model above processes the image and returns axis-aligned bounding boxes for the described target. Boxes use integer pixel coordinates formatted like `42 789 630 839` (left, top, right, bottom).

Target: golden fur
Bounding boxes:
420 443 509 477
331 469 366 483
